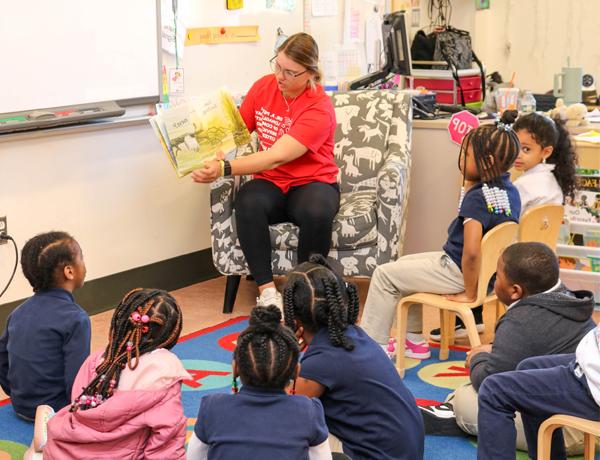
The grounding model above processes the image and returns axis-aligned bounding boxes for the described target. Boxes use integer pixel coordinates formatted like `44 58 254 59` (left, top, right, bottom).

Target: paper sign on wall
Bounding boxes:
185 26 260 45
169 68 185 96
227 0 244 9
312 0 337 16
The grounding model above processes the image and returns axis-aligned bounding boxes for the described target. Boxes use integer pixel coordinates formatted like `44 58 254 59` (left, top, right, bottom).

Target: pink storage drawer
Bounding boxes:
435 88 482 104
408 75 482 91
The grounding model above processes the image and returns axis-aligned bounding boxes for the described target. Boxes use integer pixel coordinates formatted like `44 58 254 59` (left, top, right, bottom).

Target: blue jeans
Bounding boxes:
477 354 599 460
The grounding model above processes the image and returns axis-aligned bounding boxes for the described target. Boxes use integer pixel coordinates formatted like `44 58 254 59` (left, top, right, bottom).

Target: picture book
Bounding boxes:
564 168 600 224
149 88 250 178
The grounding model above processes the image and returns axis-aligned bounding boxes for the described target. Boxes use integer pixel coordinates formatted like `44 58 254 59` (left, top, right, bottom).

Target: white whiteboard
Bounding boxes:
0 0 160 114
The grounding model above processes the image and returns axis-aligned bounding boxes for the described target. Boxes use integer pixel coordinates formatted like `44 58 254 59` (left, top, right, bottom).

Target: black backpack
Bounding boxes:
410 27 485 106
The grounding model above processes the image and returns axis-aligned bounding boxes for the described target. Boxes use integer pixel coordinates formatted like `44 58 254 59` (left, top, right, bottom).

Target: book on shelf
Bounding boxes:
149 88 250 178
564 168 600 225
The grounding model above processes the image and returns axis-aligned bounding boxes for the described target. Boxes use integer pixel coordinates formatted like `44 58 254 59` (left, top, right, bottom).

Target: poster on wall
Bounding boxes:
161 0 185 57
411 8 420 27
312 0 337 16
343 0 361 44
475 0 490 10
266 0 296 11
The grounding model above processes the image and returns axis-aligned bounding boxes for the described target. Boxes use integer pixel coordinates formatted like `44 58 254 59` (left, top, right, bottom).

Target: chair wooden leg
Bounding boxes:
439 310 454 361
537 421 559 460
460 308 482 348
584 432 595 459
395 302 411 378
223 275 241 314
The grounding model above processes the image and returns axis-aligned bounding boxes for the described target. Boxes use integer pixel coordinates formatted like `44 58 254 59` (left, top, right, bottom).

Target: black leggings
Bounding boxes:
234 179 340 286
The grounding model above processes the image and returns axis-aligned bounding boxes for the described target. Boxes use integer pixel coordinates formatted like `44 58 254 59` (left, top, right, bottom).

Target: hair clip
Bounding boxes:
495 117 512 132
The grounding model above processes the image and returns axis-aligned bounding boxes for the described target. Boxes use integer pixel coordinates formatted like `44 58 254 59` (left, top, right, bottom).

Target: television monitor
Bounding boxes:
349 11 411 90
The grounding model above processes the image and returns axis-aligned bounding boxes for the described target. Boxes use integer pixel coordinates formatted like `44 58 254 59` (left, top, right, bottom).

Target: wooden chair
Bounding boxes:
518 204 564 250
538 414 600 460
395 222 518 377
491 204 565 328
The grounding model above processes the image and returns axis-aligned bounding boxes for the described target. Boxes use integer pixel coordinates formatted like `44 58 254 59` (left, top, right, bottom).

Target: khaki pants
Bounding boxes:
361 252 464 344
451 383 585 455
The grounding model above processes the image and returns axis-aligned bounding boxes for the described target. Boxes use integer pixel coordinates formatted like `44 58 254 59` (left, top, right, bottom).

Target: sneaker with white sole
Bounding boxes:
420 402 467 436
405 338 431 360
429 323 485 342
256 287 283 312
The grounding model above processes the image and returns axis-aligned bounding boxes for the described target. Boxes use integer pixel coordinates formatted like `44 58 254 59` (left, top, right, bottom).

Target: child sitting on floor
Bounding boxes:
478 320 600 460
360 110 522 358
0 231 90 421
31 288 189 460
284 255 424 460
187 305 332 460
421 242 595 452
512 112 577 215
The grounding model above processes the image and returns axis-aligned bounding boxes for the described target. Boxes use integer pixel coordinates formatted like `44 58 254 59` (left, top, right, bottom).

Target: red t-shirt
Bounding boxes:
239 74 338 193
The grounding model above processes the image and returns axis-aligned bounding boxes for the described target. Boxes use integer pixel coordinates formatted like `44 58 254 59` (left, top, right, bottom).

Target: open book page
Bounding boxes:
149 117 176 169
150 88 251 178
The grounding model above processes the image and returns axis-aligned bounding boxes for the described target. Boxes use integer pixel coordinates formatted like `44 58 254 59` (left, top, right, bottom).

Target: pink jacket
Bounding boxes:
43 349 190 460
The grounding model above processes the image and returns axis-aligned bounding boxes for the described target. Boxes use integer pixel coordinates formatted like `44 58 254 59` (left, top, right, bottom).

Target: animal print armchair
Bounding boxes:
210 90 413 312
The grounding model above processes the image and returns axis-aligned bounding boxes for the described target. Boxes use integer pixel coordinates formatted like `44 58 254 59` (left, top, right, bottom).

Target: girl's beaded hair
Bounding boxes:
70 288 182 412
512 112 577 198
234 305 300 390
459 109 521 187
283 254 360 351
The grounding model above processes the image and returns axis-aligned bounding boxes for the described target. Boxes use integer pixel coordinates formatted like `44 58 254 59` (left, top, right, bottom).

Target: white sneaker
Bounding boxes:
429 323 485 342
256 287 283 312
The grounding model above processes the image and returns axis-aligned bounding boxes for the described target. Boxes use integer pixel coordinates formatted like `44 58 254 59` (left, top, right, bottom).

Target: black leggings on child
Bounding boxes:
234 179 340 286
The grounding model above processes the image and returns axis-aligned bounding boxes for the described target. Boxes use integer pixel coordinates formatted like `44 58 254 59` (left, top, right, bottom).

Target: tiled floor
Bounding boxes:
2 275 598 401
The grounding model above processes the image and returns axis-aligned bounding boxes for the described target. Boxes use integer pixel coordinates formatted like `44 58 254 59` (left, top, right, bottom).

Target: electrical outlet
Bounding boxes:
0 216 7 245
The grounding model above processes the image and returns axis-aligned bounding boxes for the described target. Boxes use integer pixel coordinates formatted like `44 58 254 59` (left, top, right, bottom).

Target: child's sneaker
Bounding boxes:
405 337 431 359
419 402 466 436
429 323 485 342
256 287 283 312
381 338 397 360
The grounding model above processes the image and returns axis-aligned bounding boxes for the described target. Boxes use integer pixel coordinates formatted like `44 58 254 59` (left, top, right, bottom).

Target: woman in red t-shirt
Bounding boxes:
192 33 339 309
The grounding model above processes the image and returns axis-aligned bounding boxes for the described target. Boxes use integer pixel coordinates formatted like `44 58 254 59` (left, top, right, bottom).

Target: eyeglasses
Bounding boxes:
269 57 309 79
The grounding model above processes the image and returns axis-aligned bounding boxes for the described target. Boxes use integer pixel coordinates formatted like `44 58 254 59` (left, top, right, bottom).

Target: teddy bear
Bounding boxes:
548 98 589 127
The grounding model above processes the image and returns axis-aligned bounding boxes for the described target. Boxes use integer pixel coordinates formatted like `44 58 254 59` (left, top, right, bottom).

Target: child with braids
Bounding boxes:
0 231 90 421
512 112 577 215
361 110 522 359
34 288 189 459
187 305 332 460
284 255 424 460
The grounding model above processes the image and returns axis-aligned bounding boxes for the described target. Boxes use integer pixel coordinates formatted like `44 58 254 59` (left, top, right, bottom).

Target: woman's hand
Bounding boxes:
190 151 226 184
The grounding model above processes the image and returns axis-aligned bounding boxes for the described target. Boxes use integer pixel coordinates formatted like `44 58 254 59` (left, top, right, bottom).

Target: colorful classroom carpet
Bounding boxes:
0 318 590 459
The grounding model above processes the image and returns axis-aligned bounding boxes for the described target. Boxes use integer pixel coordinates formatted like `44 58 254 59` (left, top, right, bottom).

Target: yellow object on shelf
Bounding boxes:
185 26 259 46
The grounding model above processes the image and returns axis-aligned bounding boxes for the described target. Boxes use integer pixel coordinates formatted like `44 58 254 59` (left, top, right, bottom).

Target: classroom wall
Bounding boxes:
470 0 600 93
180 0 303 98
0 124 211 304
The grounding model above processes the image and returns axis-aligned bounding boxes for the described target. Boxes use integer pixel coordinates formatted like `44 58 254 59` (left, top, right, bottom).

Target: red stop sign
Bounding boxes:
448 110 480 145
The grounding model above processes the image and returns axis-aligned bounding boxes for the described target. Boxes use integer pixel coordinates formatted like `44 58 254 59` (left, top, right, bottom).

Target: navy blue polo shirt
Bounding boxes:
195 385 328 459
0 289 91 419
443 174 521 270
300 326 424 460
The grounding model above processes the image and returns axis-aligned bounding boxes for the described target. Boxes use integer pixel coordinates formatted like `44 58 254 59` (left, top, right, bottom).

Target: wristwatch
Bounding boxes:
223 160 232 176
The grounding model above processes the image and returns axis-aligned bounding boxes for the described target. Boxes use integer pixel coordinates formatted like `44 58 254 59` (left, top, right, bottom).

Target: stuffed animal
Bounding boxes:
548 98 589 127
